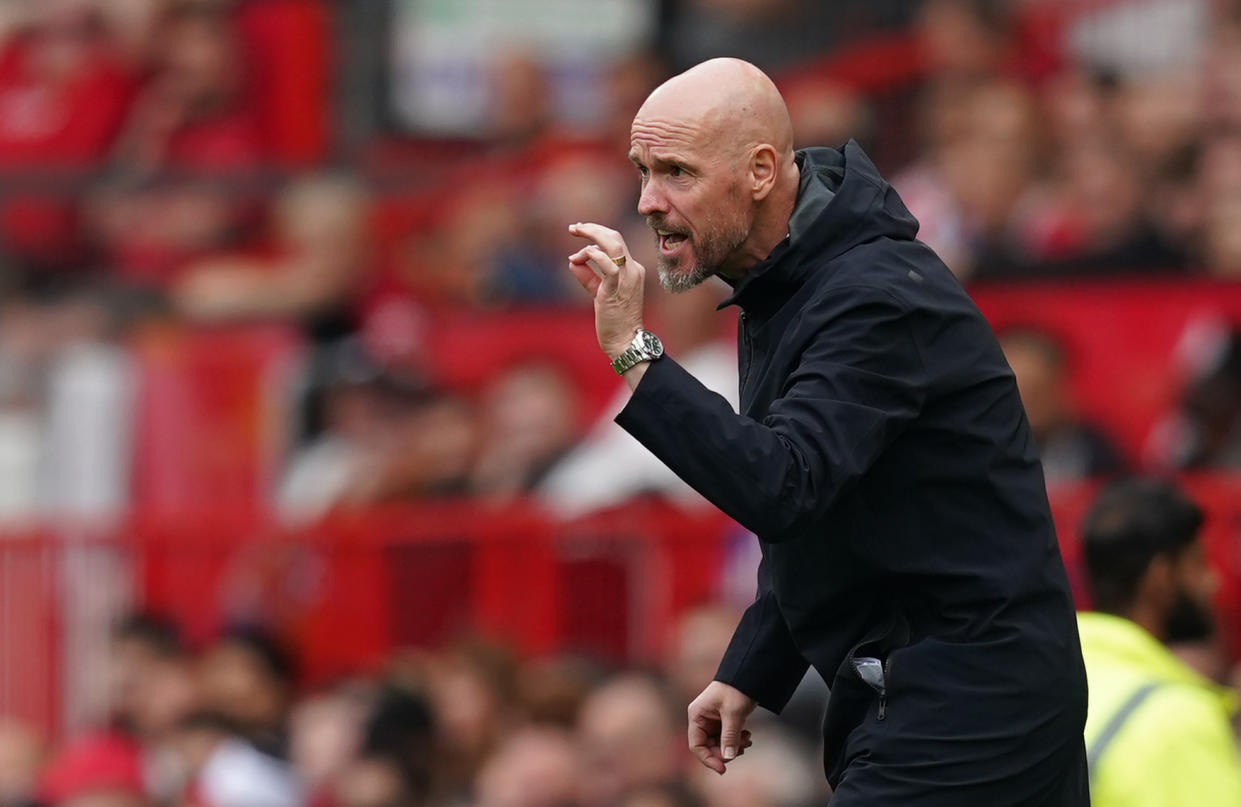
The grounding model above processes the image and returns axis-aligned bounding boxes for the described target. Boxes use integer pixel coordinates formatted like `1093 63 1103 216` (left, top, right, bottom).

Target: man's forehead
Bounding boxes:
628 112 717 160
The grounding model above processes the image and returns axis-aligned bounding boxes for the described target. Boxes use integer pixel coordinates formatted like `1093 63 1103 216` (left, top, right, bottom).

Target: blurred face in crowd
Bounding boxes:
1161 538 1218 643
60 791 148 807
199 639 289 736
577 676 680 807
0 719 43 805
158 10 240 112
128 657 199 739
289 691 368 791
665 604 739 703
1000 332 1070 441
334 756 414 807
474 728 579 807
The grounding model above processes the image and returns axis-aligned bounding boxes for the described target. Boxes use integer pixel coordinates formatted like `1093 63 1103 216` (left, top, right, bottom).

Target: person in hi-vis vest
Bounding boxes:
1079 477 1241 807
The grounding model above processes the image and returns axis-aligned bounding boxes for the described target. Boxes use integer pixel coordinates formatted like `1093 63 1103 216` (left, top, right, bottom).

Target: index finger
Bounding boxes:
689 719 726 775
568 222 627 257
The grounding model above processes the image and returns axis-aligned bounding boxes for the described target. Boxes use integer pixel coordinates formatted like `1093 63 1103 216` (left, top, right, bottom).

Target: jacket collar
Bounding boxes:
717 150 837 315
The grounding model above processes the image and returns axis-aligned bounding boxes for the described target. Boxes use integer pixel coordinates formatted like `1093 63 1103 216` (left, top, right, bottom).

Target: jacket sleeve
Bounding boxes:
713 554 808 712
615 290 927 542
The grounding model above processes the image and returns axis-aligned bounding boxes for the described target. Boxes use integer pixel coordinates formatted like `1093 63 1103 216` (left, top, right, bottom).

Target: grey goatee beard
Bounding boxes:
657 259 711 293
650 214 747 294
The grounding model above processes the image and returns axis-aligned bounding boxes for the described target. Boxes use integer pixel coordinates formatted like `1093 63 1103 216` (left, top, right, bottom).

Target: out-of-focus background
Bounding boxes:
2 0 1241 805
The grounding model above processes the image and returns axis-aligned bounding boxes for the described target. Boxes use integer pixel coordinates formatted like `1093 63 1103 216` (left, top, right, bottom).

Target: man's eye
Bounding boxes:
670 166 684 177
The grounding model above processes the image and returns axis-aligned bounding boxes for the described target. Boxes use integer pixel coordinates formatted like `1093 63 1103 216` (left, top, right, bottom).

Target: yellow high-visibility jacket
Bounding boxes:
1080 611 1241 807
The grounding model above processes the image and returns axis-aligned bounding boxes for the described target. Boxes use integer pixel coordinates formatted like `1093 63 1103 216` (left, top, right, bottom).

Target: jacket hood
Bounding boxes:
720 140 919 311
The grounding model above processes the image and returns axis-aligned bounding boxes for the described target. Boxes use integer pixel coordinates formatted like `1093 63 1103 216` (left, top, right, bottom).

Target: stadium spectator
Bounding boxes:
914 0 1011 81
0 719 44 807
483 51 555 154
601 51 668 154
15 5 1241 807
616 781 706 807
661 0 914 74
166 710 302 807
36 733 146 807
0 0 135 269
576 673 682 807
1198 131 1241 277
470 362 580 501
391 185 523 309
417 639 520 803
197 625 296 758
93 1 263 286
1147 326 1241 470
894 77 1039 279
173 174 370 338
355 686 437 807
783 80 872 153
514 653 606 729
287 683 372 807
1078 477 1241 806
277 338 478 518
332 752 423 807
663 603 741 707
112 2 260 174
484 153 633 304
688 722 822 807
32 613 191 807
472 727 579 807
998 327 1126 482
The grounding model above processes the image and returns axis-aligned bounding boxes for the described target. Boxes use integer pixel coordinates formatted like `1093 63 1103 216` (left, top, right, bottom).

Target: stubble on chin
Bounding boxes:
657 255 711 293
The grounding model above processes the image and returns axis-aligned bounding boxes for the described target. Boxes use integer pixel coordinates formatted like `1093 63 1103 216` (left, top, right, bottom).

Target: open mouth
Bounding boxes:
657 229 689 256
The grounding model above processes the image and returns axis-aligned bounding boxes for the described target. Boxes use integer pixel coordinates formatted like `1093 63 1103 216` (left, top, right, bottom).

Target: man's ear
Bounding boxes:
750 144 778 201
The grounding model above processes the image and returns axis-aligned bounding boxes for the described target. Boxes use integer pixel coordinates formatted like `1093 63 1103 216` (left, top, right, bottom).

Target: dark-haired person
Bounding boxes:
1079 477 1241 806
199 626 297 758
998 327 1126 483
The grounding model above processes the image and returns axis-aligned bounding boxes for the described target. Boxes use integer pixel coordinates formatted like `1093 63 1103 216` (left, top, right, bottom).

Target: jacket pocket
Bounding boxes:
850 656 889 720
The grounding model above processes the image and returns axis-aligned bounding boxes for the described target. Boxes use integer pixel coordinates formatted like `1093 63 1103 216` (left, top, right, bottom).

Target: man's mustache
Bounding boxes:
646 215 688 235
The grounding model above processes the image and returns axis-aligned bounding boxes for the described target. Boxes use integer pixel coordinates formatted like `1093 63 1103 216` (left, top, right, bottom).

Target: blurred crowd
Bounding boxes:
1 0 1241 522
0 605 829 807
0 0 1240 524
5 0 1241 804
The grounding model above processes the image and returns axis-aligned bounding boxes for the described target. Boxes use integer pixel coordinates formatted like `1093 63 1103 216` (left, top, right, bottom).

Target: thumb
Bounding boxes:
719 707 745 761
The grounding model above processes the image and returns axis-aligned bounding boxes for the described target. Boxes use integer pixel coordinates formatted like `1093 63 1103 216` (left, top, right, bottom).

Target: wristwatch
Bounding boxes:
611 329 664 375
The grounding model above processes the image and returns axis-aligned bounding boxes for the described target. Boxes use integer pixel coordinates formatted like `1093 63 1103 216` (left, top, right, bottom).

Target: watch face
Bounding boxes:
641 331 664 356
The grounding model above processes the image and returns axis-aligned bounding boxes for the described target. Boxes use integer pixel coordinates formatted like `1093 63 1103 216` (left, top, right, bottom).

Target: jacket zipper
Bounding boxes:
878 656 891 721
739 312 753 391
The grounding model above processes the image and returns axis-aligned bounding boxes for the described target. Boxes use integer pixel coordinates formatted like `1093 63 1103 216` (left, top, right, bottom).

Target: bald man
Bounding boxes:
566 59 1088 806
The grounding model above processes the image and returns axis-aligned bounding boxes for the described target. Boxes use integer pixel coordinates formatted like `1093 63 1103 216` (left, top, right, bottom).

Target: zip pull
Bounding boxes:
851 656 888 721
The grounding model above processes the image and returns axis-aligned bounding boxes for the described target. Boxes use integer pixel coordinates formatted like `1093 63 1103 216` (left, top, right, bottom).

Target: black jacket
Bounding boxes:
616 143 1089 805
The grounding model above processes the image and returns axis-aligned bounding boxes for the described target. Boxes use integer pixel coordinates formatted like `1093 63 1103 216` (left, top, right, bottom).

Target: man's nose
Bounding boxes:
637 182 666 216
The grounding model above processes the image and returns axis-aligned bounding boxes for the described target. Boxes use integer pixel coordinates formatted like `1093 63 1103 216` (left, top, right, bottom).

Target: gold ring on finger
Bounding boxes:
611 254 627 267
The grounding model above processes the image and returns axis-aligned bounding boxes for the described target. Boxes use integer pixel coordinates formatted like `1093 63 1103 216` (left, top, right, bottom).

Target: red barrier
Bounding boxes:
6 477 1241 739
972 280 1241 461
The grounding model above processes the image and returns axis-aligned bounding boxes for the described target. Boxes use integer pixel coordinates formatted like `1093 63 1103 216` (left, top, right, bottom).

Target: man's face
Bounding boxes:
628 114 752 292
1163 539 1219 643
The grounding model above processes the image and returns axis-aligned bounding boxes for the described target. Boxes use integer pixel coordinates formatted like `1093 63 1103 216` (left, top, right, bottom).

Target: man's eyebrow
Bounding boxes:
649 153 696 169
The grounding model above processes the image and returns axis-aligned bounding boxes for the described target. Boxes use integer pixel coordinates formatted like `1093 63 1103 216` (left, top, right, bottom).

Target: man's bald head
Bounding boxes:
636 58 794 165
628 59 801 290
